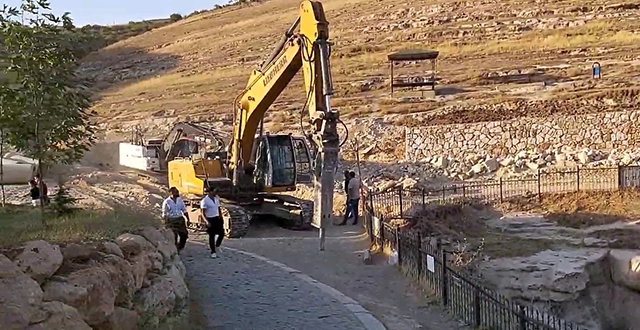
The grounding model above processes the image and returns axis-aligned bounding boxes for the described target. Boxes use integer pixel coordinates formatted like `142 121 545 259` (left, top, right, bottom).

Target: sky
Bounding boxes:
4 0 228 26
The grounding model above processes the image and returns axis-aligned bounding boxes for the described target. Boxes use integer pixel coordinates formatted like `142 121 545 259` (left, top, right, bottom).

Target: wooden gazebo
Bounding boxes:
387 49 439 98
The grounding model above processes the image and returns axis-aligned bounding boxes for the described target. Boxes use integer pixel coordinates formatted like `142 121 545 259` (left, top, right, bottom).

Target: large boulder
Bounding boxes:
13 240 64 284
25 302 91 330
116 233 153 258
94 307 139 330
133 270 189 328
139 227 177 265
43 265 117 325
0 254 45 330
609 249 640 291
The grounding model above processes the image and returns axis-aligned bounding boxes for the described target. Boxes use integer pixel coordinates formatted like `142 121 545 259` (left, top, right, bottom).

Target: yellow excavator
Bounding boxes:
167 0 341 240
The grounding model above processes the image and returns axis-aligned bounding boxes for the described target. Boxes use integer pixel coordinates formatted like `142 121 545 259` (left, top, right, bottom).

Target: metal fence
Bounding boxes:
360 165 640 330
368 165 640 219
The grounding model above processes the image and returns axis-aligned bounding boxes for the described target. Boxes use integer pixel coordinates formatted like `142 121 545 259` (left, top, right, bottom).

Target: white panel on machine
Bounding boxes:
119 142 160 172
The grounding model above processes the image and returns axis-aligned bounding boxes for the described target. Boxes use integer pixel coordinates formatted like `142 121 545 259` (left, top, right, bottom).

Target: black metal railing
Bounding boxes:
359 165 640 330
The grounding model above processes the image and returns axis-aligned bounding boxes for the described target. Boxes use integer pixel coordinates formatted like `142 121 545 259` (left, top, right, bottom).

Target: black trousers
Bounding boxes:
166 217 188 251
206 216 224 252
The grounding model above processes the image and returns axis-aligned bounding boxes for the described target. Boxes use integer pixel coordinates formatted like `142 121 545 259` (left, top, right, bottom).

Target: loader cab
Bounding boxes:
253 134 313 190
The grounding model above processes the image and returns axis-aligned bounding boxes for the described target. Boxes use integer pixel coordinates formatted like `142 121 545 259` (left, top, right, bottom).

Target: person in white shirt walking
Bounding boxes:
162 187 190 252
200 187 224 258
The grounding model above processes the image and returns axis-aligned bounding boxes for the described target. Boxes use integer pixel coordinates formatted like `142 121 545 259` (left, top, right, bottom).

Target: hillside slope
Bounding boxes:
80 0 640 128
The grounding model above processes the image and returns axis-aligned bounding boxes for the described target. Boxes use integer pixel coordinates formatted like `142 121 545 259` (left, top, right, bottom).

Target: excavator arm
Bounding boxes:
229 1 340 237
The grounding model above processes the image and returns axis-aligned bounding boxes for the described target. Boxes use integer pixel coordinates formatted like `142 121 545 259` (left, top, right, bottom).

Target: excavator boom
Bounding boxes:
229 1 339 241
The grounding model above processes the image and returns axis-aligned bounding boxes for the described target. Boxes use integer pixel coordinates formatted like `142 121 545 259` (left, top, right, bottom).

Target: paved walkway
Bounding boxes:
186 221 469 330
183 243 379 330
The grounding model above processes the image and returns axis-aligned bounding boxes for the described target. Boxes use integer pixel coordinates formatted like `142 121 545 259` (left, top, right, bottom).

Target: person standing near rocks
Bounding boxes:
200 187 224 259
27 179 40 207
340 171 360 225
340 169 352 223
34 174 49 205
162 187 190 252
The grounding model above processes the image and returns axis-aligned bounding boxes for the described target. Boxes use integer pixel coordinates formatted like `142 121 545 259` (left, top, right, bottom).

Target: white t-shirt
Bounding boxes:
200 195 220 218
348 178 360 199
162 197 187 218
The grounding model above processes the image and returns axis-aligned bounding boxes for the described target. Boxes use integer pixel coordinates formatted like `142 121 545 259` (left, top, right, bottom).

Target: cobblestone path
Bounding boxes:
183 244 372 330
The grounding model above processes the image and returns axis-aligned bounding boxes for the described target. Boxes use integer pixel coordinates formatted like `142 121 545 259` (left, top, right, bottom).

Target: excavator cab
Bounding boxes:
252 134 313 190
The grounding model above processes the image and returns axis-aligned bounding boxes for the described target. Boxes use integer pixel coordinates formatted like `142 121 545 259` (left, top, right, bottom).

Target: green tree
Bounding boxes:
0 0 96 216
0 88 18 207
169 13 182 22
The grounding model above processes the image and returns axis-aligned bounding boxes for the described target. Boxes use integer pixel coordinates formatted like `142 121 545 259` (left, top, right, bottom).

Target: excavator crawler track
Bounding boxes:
270 195 314 230
186 203 250 238
220 204 250 238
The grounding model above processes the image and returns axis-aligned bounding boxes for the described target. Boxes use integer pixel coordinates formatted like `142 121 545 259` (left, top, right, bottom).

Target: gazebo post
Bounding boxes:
389 60 394 98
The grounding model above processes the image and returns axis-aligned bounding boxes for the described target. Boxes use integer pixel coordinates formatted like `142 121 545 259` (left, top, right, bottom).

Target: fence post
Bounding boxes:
416 233 423 277
398 186 404 218
576 166 580 192
518 305 527 330
618 165 624 189
441 185 446 202
422 188 426 210
379 215 385 247
499 177 503 203
441 250 448 306
369 192 375 218
474 287 481 327
395 226 401 266
462 184 466 200
537 168 542 202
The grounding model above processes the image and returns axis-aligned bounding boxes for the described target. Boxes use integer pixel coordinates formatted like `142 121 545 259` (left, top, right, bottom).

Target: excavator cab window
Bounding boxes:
292 137 312 184
169 138 199 159
253 135 298 188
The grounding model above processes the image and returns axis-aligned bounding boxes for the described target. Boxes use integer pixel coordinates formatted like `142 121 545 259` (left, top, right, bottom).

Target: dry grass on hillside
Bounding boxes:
0 205 160 248
80 0 640 127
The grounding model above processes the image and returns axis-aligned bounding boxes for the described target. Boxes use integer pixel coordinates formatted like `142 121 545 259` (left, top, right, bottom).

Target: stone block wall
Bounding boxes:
0 226 189 330
405 110 640 161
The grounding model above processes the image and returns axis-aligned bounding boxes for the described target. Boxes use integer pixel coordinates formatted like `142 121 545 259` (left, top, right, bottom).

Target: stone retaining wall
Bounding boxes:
0 226 189 330
405 110 640 161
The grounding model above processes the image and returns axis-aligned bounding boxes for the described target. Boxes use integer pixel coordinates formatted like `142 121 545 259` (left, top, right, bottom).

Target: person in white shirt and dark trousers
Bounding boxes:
200 187 224 258
161 187 190 252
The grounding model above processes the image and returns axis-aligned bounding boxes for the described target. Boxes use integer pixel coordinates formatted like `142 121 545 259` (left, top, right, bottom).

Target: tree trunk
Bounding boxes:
35 120 45 224
0 128 4 207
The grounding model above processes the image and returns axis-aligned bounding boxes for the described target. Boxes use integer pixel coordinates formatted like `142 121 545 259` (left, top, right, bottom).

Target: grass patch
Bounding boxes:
0 205 161 248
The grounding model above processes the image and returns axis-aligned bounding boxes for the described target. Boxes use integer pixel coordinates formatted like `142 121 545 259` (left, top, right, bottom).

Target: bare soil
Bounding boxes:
395 190 640 260
499 190 640 228
77 0 640 129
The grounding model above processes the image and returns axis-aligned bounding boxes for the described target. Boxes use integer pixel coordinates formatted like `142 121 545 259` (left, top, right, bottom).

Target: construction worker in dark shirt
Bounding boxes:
339 170 352 226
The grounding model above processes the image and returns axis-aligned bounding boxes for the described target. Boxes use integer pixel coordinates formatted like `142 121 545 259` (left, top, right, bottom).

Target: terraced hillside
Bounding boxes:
79 0 640 128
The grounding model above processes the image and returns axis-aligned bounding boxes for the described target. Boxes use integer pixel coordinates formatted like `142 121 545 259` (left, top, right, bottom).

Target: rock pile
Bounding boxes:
349 147 640 193
0 226 189 330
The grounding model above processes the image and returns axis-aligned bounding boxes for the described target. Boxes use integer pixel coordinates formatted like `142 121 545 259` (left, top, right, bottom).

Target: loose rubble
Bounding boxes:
0 226 189 330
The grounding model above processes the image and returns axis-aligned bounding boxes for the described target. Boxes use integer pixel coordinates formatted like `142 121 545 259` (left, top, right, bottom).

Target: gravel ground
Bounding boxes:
189 220 470 330
183 243 369 330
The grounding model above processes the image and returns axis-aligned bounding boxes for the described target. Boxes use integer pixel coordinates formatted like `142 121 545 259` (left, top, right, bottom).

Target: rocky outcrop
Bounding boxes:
477 248 640 330
0 226 188 330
